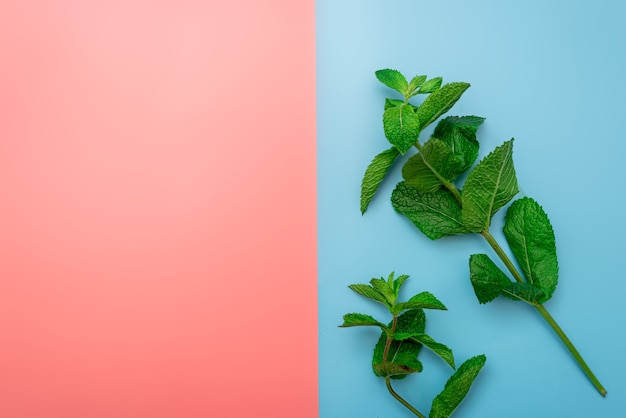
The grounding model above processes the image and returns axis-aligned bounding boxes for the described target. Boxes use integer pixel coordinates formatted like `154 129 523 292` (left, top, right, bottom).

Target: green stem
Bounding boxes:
481 229 607 396
480 230 524 283
535 304 607 397
385 378 426 418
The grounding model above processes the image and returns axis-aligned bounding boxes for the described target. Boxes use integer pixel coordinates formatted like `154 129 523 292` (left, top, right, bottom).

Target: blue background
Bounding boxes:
317 1 626 417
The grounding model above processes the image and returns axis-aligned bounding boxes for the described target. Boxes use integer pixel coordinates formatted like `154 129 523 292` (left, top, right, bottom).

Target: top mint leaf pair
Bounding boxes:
375 69 470 155
375 68 442 98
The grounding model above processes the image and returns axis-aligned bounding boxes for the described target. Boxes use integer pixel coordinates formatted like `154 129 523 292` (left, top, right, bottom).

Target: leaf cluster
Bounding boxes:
361 69 559 307
340 273 486 417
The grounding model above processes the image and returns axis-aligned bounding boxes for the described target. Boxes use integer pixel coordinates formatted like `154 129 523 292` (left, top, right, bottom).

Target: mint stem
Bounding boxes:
534 304 607 397
385 378 426 418
481 229 607 396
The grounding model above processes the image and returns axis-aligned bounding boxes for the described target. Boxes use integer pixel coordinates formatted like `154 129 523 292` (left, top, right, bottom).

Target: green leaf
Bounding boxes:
340 313 388 330
429 355 487 418
393 332 455 369
402 138 464 193
434 116 484 174
376 69 409 96
501 282 545 305
392 273 410 301
372 309 426 378
370 277 395 305
419 77 443 94
348 283 390 308
469 254 512 304
383 104 421 154
503 197 559 302
360 147 401 214
394 292 447 313
384 98 405 110
415 82 470 131
392 182 468 240
462 140 519 232
408 75 427 95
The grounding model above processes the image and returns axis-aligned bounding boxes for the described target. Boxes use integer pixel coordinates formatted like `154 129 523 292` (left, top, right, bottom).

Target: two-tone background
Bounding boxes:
2 1 625 417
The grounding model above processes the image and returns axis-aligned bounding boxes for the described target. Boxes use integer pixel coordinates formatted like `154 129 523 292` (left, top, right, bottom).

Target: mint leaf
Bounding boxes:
348 283 390 308
415 82 470 131
462 139 518 232
376 69 409 96
394 292 447 313
501 282 545 305
419 77 443 94
370 277 396 305
429 355 487 418
340 313 388 330
469 254 512 304
391 182 468 240
383 104 421 154
503 197 559 302
392 273 410 301
384 98 405 110
434 116 484 174
360 147 401 214
402 138 465 193
393 332 455 369
408 75 427 95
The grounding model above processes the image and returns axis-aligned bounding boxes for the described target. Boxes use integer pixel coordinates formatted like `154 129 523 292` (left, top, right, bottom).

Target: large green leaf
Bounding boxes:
375 68 409 96
383 104 421 154
462 140 518 232
402 138 464 193
469 254 512 304
503 197 559 302
372 309 426 379
429 355 487 418
360 147 400 214
392 182 468 240
415 82 470 130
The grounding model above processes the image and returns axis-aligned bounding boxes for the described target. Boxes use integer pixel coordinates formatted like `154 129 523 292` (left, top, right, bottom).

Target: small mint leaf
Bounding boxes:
503 197 558 302
360 147 400 214
418 77 443 94
391 182 468 240
370 277 396 305
462 140 518 232
348 283 390 308
429 355 487 418
415 82 470 131
375 69 409 96
393 332 455 369
394 292 447 314
383 104 421 154
392 273 410 300
402 138 465 193
469 254 512 304
384 98 405 110
340 313 388 330
433 116 484 174
408 75 427 95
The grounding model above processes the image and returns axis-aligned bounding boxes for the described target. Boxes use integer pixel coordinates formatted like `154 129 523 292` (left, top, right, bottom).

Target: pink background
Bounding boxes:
0 1 316 417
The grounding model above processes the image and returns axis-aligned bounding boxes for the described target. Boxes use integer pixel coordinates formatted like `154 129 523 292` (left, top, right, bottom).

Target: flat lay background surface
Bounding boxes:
0 1 316 417
318 1 626 417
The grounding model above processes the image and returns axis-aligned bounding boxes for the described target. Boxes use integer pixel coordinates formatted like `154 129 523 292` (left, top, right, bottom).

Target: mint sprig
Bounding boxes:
360 68 607 397
341 273 486 418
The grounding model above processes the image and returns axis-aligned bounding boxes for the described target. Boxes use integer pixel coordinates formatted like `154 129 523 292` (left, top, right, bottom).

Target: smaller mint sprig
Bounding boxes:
341 272 486 418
